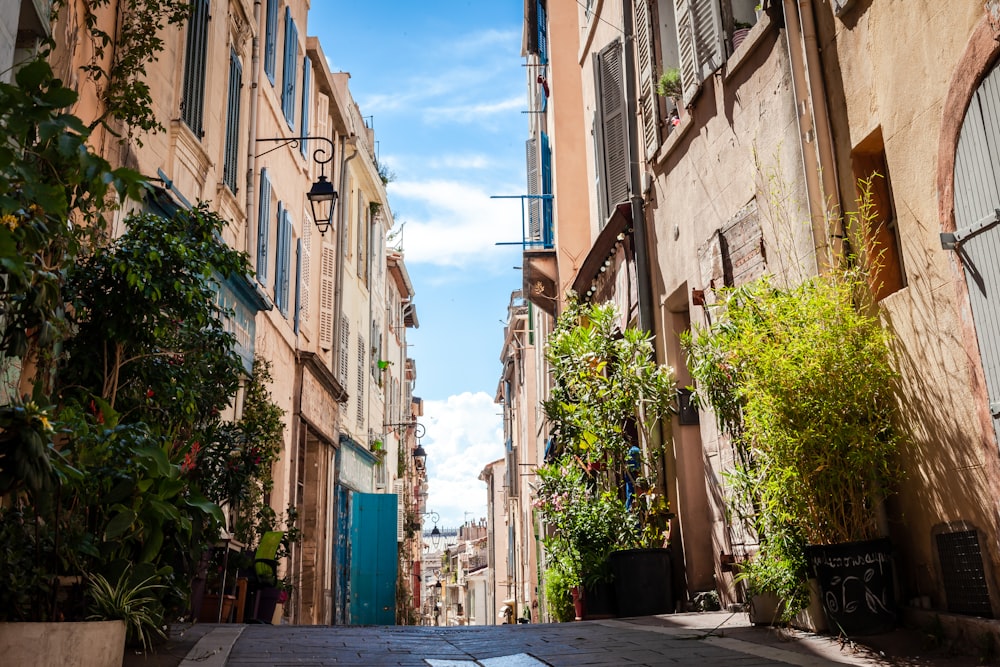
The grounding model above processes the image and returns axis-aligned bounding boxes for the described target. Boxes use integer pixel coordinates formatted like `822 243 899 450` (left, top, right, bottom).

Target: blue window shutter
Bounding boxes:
282 8 298 129
264 0 277 84
223 49 243 193
541 132 553 247
294 238 302 333
537 1 548 64
257 169 271 283
274 201 285 311
276 207 292 316
181 0 210 136
300 56 311 158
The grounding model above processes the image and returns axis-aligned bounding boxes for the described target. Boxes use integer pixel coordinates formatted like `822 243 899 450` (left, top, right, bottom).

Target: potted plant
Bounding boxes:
684 240 904 634
656 67 682 104
535 299 676 619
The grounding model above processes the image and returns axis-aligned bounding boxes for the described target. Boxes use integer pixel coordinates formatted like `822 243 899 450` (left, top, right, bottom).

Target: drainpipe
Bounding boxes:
782 0 841 274
246 0 263 260
333 136 358 385
621 0 654 334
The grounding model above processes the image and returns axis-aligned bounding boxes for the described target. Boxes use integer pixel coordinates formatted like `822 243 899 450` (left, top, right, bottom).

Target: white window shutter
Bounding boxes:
395 479 405 543
338 318 350 386
674 0 698 107
691 0 724 80
525 138 540 241
319 245 335 348
300 208 311 326
635 0 660 160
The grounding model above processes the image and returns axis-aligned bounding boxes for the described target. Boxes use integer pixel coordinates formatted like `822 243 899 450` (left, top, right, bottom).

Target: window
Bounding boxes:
594 40 629 224
257 169 272 283
300 56 311 158
181 0 209 137
281 7 298 129
356 333 366 428
536 1 548 65
294 237 302 333
263 0 277 84
674 0 724 106
635 0 660 160
320 246 335 348
851 130 906 301
339 318 350 386
357 194 369 287
223 48 242 193
274 203 293 316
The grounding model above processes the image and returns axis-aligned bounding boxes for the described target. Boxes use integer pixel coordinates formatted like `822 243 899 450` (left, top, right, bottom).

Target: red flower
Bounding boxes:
146 389 154 398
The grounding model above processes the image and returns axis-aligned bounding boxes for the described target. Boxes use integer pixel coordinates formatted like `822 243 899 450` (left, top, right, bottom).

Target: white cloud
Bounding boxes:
387 179 525 268
421 392 504 528
426 154 493 170
421 95 523 126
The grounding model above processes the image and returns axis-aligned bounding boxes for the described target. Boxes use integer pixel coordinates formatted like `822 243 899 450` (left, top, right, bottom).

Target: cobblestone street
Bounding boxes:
143 612 991 667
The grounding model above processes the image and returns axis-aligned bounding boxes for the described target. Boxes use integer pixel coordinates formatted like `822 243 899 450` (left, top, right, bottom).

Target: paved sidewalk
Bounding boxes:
127 612 992 667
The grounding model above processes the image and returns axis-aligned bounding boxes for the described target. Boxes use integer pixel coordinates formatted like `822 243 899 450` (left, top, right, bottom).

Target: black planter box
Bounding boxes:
610 548 672 617
805 537 896 636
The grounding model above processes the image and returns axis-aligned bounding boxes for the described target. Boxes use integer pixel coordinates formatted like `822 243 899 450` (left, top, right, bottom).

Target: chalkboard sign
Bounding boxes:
805 538 897 636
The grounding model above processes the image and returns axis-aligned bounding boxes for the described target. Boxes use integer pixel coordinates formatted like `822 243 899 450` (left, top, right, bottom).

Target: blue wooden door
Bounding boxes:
334 485 350 624
349 492 398 625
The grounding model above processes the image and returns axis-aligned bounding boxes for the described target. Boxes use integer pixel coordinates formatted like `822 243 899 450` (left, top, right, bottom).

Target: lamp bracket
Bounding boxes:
255 135 335 170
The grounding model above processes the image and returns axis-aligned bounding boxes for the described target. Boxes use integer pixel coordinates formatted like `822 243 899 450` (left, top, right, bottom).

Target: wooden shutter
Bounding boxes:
525 138 540 243
356 334 366 427
264 0 277 83
675 0 698 107
181 0 209 136
257 169 272 283
300 209 311 325
541 132 553 246
536 0 548 64
300 56 311 158
339 318 350 386
282 7 298 128
275 204 291 315
596 40 630 216
691 0 724 80
294 238 302 334
223 48 242 193
395 479 405 542
635 0 660 160
320 246 335 347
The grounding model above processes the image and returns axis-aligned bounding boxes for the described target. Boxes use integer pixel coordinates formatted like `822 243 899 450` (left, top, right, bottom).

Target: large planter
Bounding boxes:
805 537 896 636
199 593 237 623
610 548 673 617
0 620 125 667
583 580 617 619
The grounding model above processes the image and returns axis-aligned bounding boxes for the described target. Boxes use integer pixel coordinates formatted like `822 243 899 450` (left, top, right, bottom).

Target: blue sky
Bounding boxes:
310 2 526 528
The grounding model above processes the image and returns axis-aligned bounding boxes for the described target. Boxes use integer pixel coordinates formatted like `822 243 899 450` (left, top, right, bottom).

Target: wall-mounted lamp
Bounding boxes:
255 135 339 235
412 444 428 470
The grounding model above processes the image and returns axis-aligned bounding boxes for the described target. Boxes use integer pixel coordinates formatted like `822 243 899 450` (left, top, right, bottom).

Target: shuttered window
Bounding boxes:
675 0 724 106
319 245 335 348
356 334 366 428
257 169 272 283
300 56 311 158
294 239 302 333
394 479 405 541
263 0 277 84
594 40 630 222
541 132 553 246
339 318 350 386
635 0 660 160
275 203 292 316
223 48 242 194
536 0 548 64
525 138 540 242
281 7 299 130
281 7 298 129
181 0 209 137
300 210 312 325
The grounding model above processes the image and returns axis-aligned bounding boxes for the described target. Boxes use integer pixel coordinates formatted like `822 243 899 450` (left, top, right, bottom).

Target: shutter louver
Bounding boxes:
597 40 630 214
675 0 698 107
181 0 209 136
339 318 350 387
282 8 298 129
263 0 277 83
257 169 271 283
356 334 366 428
395 479 405 543
320 246 335 348
691 0 724 80
300 57 311 158
525 138 540 244
635 0 660 160
223 49 242 193
300 210 311 325
541 132 553 246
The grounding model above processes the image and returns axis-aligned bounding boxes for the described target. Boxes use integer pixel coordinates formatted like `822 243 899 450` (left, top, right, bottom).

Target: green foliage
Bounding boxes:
75 0 192 141
684 260 903 616
87 566 166 651
656 67 682 99
543 559 576 622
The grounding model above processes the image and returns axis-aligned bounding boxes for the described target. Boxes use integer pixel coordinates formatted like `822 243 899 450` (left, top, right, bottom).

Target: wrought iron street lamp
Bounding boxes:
255 135 339 234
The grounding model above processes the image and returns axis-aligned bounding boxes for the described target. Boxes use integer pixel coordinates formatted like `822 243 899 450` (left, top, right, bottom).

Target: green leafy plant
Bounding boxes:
87 566 166 651
656 67 682 100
